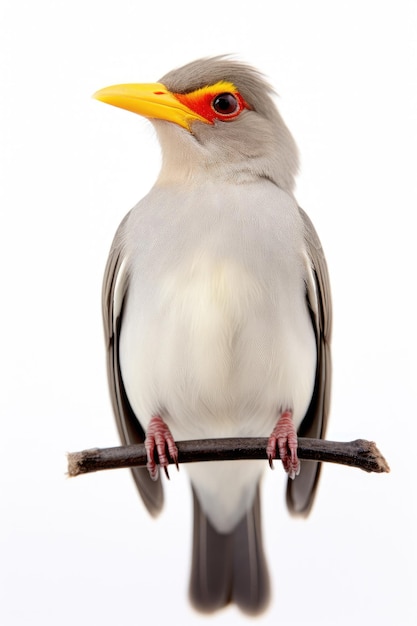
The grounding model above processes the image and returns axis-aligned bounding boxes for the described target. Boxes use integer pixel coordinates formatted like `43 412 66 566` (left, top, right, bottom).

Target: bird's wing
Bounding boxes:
286 207 332 516
102 213 163 516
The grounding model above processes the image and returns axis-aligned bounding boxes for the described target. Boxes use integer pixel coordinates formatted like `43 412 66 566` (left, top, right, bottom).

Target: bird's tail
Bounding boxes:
189 484 269 615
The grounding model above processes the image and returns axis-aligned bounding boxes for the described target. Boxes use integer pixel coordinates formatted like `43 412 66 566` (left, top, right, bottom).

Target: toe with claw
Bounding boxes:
266 409 300 479
145 415 179 480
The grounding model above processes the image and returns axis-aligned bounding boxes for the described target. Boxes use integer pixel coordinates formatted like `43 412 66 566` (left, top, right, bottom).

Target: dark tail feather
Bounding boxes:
232 486 270 613
189 488 232 612
189 485 270 615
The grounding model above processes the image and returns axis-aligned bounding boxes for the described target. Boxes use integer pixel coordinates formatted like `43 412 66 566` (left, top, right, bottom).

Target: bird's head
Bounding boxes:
94 56 299 192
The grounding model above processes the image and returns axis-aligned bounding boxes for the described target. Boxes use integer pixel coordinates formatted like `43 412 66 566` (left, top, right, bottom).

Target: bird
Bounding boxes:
94 56 332 615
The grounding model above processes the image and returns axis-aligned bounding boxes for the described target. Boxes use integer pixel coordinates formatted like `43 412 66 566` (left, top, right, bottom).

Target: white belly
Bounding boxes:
121 252 315 432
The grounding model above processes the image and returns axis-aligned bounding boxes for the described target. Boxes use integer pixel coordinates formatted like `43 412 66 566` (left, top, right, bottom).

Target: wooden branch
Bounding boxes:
67 437 390 477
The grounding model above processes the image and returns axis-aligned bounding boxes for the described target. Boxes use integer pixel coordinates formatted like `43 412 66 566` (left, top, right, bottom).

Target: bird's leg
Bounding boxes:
266 409 300 479
145 415 179 481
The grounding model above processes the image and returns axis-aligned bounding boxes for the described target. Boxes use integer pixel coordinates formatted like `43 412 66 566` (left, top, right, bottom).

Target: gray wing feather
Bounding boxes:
102 214 163 516
286 208 332 516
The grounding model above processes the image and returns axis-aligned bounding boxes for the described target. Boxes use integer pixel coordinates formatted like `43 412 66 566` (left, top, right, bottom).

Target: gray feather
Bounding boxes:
286 207 332 516
102 215 163 516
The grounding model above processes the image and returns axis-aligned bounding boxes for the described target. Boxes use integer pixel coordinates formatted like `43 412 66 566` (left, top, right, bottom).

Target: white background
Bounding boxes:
1 1 416 624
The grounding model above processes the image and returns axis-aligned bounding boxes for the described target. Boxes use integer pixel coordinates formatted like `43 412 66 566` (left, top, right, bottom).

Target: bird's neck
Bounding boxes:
153 121 259 187
156 161 264 188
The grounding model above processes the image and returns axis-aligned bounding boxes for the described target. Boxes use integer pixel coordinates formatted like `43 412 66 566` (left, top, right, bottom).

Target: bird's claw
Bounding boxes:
266 410 300 479
145 415 179 480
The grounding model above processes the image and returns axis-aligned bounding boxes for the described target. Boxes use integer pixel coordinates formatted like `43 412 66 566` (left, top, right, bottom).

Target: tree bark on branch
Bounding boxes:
67 437 390 477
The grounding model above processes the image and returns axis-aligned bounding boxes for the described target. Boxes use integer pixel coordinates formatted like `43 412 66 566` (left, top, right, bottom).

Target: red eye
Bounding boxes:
174 88 248 124
212 93 239 115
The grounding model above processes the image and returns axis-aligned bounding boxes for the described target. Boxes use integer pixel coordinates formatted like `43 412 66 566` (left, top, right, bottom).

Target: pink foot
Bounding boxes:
145 415 179 480
266 410 300 479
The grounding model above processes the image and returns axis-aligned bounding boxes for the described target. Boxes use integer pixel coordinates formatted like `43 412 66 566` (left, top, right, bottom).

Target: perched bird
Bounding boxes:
94 56 331 615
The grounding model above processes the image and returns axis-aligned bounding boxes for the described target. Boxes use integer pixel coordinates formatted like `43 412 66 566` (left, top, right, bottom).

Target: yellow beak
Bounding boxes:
93 82 207 130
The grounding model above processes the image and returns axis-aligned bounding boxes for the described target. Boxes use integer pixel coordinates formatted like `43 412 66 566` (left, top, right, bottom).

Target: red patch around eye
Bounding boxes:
174 90 248 124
